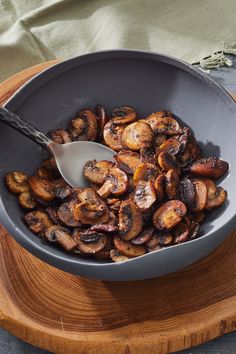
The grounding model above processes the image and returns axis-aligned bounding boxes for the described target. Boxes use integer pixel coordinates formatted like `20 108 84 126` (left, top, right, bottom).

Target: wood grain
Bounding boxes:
0 62 236 354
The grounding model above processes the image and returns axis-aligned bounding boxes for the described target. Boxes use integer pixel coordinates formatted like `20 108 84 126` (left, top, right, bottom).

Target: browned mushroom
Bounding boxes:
49 129 71 144
119 199 143 241
134 180 156 211
106 198 121 213
45 226 78 251
95 237 113 260
179 177 195 208
133 163 159 185
108 211 118 225
191 180 207 212
83 160 114 184
202 179 227 209
114 234 146 257
28 176 55 202
165 169 179 200
131 227 154 245
90 223 118 233
44 225 67 242
58 199 80 227
19 192 36 210
154 134 167 147
173 223 189 244
97 166 128 198
110 249 131 262
158 234 173 246
178 139 200 167
41 157 59 175
114 150 141 174
36 167 53 180
5 172 29 194
154 174 166 202
158 151 180 173
189 157 229 179
146 234 162 252
122 121 154 151
189 221 200 239
153 200 187 230
73 230 107 254
159 137 182 156
140 146 157 164
69 109 98 141
74 188 110 224
146 112 181 135
112 106 137 124
103 120 126 151
95 104 109 140
24 211 53 234
45 206 60 224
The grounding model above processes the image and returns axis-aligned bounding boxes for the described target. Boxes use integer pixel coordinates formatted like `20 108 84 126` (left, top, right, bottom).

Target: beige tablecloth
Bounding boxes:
1 0 236 81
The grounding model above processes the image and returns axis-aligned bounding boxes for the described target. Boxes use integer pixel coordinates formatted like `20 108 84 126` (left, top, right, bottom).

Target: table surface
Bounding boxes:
1 56 236 354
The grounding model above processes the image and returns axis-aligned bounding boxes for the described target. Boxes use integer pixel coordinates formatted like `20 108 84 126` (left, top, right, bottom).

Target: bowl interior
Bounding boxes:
1 51 236 267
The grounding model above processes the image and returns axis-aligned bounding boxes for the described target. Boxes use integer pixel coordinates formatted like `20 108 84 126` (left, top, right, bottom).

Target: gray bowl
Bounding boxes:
0 50 236 281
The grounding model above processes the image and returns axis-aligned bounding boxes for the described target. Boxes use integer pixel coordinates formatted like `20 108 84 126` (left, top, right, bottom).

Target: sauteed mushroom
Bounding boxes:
73 230 107 254
114 150 141 174
134 180 156 211
165 169 179 200
19 191 36 210
140 146 157 164
131 227 154 245
45 226 78 251
103 120 126 151
83 160 114 184
24 211 53 234
189 157 229 179
159 137 182 156
58 199 80 227
5 172 29 194
95 104 109 140
158 151 180 173
146 111 181 135
49 129 71 144
112 106 137 124
69 109 98 141
173 223 189 244
97 166 128 198
154 174 166 202
122 121 153 150
133 163 159 185
119 199 143 241
191 180 207 212
153 200 187 230
179 177 195 208
114 234 146 257
28 176 55 202
110 249 131 262
202 179 227 209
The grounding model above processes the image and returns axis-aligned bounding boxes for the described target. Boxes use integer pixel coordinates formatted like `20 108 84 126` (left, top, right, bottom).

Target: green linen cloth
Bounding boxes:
1 0 236 82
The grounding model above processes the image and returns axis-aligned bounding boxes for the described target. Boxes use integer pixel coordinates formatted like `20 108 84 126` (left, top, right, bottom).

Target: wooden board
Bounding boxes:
0 62 236 354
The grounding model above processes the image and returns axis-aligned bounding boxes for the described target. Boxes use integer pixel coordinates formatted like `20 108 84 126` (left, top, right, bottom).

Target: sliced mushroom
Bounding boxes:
189 157 229 179
103 120 126 151
189 221 200 240
45 206 60 224
28 176 55 202
173 223 189 244
83 160 114 184
19 192 36 210
114 234 146 257
158 151 180 173
73 230 107 254
80 230 104 243
146 112 181 135
191 180 207 212
5 172 29 194
52 179 72 200
58 199 80 227
122 121 154 151
140 146 157 164
69 109 98 141
49 129 71 144
119 199 143 241
97 166 128 198
24 211 53 234
165 169 179 199
110 249 131 262
154 134 167 147
159 137 182 156
114 150 141 174
95 237 113 260
154 174 166 202
202 179 227 209
178 139 200 167
179 177 195 208
45 226 78 251
107 198 121 213
158 234 173 246
108 211 118 226
146 234 162 252
134 180 156 211
90 224 118 233
74 188 110 224
36 167 53 180
45 225 67 242
112 106 137 125
131 227 154 245
153 200 187 230
95 104 109 140
133 163 159 185
42 157 59 175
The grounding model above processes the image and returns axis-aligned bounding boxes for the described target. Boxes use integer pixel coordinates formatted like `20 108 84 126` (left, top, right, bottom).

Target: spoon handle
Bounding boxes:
0 107 52 148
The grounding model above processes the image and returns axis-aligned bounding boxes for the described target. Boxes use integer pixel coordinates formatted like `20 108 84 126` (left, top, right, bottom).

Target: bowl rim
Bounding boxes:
1 49 236 270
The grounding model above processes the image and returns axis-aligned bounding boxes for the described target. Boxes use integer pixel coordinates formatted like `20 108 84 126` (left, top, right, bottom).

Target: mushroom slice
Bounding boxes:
90 224 118 233
36 167 53 180
45 206 60 224
114 150 141 174
74 230 107 254
179 177 195 209
189 157 229 179
24 211 53 234
158 151 180 173
97 166 128 198
202 179 227 209
153 200 187 230
122 121 154 151
146 234 162 252
107 198 121 214
28 176 55 202
45 225 67 242
133 163 159 186
45 226 78 251
131 227 154 245
114 234 146 257
159 137 182 156
5 172 29 194
134 180 156 211
112 106 137 124
58 199 80 227
154 134 167 147
103 120 126 151
95 104 109 140
108 211 118 226
95 237 113 260
49 129 71 144
158 234 173 246
173 223 189 244
191 180 207 212
83 160 114 184
110 249 131 262
154 174 166 202
74 188 110 224
119 199 143 241
140 146 157 164
189 221 200 240
52 179 72 200
178 139 200 167
146 112 181 135
19 192 36 210
166 169 179 200
69 109 98 141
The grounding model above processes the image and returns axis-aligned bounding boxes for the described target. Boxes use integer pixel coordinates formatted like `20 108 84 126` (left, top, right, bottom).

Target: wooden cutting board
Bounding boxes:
0 61 236 354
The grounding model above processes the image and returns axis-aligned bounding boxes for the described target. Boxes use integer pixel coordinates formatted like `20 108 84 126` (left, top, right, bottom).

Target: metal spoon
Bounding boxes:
0 106 115 187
